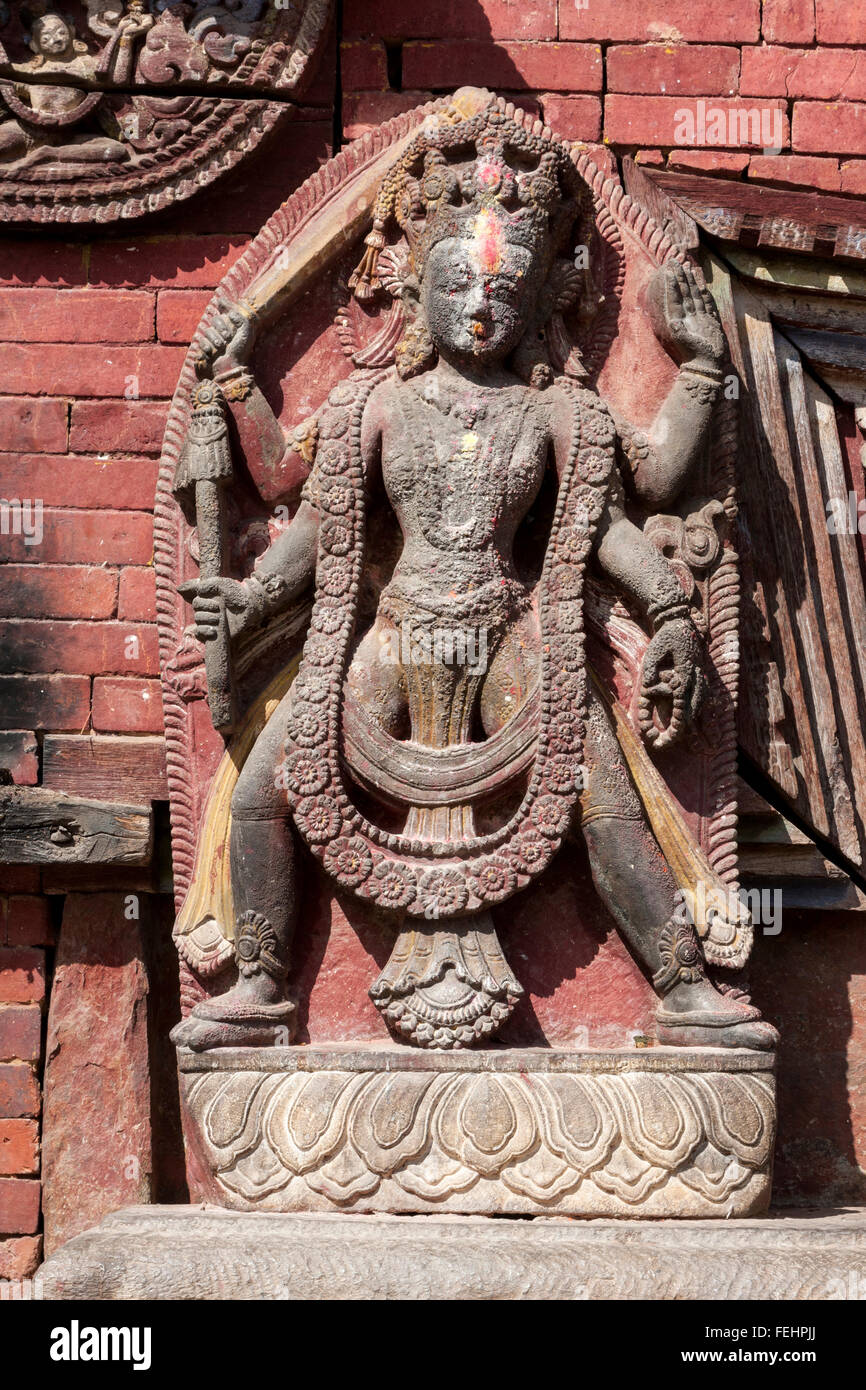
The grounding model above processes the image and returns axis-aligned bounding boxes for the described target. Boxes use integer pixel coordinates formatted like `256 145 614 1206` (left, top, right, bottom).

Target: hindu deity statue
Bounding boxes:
170 95 777 1055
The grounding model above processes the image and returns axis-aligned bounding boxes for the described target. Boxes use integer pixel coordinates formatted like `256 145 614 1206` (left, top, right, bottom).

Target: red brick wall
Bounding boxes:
341 0 866 194
0 112 332 1277
1 4 866 1271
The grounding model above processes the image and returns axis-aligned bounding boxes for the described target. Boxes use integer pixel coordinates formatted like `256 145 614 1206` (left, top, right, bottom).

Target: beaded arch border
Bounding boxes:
154 91 740 937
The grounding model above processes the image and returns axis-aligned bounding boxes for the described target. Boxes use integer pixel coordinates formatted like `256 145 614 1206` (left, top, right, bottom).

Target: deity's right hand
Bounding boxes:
178 577 257 642
196 299 257 378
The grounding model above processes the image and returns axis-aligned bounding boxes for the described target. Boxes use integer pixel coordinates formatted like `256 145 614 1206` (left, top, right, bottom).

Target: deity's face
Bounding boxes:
421 211 539 365
32 14 74 58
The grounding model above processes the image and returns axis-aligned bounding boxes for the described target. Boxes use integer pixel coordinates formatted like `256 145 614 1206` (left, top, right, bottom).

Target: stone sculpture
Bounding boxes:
166 90 777 1060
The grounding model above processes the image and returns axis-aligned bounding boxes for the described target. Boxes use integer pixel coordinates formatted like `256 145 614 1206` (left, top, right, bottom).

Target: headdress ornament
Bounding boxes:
349 89 592 302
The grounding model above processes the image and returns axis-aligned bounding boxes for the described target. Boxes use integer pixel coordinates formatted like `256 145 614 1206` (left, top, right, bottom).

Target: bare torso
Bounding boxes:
347 370 553 746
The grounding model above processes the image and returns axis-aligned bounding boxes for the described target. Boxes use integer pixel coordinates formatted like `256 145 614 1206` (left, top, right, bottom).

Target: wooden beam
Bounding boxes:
646 170 866 261
42 736 168 802
714 247 866 299
0 787 153 866
737 779 866 910
621 157 699 250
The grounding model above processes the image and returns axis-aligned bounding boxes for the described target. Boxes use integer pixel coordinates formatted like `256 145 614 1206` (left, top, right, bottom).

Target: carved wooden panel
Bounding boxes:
707 250 866 872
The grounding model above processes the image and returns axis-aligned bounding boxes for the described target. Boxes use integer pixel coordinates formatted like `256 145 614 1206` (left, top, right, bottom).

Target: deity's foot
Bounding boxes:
656 982 778 1051
171 976 296 1052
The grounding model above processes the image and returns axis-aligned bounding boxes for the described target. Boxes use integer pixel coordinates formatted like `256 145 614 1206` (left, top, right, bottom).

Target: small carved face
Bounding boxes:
32 14 74 57
421 213 538 363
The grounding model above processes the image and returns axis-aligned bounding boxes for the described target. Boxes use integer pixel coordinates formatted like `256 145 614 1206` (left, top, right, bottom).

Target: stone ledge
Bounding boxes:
37 1206 866 1301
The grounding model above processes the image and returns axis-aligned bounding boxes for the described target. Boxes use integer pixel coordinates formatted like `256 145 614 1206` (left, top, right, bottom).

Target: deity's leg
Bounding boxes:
171 689 298 1050
579 692 777 1050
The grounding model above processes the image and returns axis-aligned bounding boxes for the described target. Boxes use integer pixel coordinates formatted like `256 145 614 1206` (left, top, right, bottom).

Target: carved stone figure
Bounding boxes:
0 0 332 221
0 5 147 168
166 90 777 1059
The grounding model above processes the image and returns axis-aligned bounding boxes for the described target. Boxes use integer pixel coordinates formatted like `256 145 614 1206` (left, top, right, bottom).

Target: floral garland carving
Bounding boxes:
283 374 616 920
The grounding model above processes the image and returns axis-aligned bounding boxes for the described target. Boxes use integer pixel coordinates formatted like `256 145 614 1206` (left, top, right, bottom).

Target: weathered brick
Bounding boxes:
815 0 862 44
0 1120 38 1176
88 235 250 290
635 148 667 166
118 567 157 621
741 45 866 99
92 677 164 734
0 454 160 511
793 101 866 155
0 675 90 732
668 149 751 174
840 159 866 194
0 397 67 453
748 152 841 189
0 1234 41 1279
69 399 167 456
0 732 38 786
0 344 182 399
344 0 556 40
0 1008 42 1065
0 242 87 288
0 564 117 621
341 39 389 90
0 953 44 1007
605 95 789 148
0 1178 40 1234
607 44 740 97
0 509 154 566
43 893 152 1253
0 289 154 344
343 90 431 140
402 40 602 92
0 1062 40 1116
0 620 159 677
540 95 602 141
2 898 54 949
561 0 760 42
762 0 815 42
155 289 212 345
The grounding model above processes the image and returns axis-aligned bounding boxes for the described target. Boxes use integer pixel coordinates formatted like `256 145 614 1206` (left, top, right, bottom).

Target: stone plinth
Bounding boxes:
37 1206 866 1301
178 1044 776 1218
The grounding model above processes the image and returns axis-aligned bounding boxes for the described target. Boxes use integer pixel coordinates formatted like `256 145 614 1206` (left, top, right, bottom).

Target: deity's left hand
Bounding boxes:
638 616 705 751
646 261 725 372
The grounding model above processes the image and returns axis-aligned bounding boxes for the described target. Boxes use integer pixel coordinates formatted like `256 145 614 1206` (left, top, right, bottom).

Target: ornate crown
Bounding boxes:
350 90 592 302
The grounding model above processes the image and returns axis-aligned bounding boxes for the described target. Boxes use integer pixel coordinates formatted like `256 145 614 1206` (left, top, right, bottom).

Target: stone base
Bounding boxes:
37 1205 866 1300
178 1043 775 1218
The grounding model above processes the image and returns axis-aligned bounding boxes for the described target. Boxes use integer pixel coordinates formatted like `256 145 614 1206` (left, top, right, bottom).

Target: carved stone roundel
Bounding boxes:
0 1 332 223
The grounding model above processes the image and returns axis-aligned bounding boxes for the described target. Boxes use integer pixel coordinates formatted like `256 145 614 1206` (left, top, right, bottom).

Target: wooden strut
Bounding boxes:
0 786 153 867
